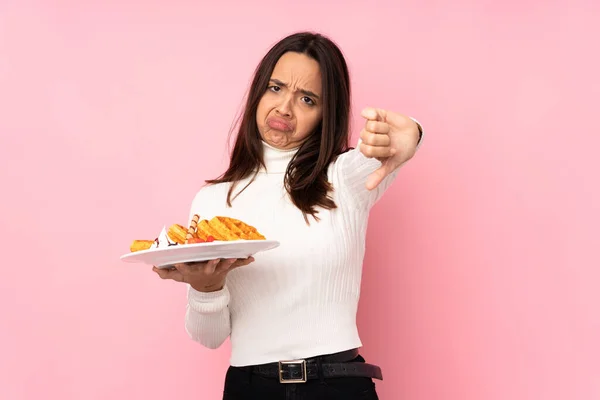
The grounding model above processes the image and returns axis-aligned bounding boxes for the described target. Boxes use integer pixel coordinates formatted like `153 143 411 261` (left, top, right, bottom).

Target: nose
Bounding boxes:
276 95 292 117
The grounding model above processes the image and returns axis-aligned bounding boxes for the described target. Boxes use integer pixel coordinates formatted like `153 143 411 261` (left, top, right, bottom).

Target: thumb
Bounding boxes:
365 165 388 191
361 107 387 122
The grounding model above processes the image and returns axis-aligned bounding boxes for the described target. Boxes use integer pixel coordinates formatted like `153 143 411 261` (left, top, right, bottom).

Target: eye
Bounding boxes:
268 85 281 92
301 96 315 106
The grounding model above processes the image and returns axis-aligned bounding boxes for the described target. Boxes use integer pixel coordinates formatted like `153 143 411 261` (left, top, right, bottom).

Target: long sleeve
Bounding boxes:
182 191 232 349
330 147 400 210
184 284 231 349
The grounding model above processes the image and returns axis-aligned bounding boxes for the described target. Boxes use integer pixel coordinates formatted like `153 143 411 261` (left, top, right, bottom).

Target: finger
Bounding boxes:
153 266 169 276
153 266 184 281
359 143 396 158
154 265 176 271
361 107 387 122
204 259 220 274
215 258 238 273
366 166 389 191
365 120 390 135
360 129 390 147
181 261 209 271
230 256 255 270
174 263 192 275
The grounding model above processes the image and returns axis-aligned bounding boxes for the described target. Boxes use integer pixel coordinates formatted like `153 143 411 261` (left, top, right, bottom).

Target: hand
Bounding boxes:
358 107 421 190
152 257 255 292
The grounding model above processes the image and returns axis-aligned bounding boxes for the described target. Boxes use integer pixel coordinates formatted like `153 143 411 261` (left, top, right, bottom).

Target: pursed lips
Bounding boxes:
266 116 294 132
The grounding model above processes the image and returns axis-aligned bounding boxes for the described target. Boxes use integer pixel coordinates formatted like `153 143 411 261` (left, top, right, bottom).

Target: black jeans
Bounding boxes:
222 355 379 400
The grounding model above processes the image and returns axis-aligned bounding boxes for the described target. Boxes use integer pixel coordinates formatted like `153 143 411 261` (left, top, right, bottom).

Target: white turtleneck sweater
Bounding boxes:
184 141 407 367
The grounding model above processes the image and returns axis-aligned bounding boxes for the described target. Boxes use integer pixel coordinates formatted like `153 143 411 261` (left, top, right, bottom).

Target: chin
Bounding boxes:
267 139 289 149
263 132 289 146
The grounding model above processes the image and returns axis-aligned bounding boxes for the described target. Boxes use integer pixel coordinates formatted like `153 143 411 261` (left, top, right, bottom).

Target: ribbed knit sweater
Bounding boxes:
184 141 403 366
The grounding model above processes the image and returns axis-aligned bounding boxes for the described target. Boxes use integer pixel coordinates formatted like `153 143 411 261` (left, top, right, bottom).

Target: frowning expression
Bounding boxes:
256 51 323 150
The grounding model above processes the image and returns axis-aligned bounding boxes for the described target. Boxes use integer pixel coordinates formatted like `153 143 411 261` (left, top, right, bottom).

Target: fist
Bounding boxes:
358 107 421 190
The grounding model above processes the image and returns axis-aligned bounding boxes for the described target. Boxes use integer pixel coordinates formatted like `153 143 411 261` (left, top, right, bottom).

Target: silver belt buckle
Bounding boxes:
278 359 307 383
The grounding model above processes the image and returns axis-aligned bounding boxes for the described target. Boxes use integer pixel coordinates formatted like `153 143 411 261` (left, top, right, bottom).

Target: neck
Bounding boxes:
261 141 297 174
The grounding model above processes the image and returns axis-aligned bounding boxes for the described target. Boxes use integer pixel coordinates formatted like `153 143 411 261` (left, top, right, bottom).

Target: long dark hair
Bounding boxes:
207 32 351 223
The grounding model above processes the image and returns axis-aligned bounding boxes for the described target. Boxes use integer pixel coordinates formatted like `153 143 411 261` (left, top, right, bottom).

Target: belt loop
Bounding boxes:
246 366 253 385
316 357 326 384
237 366 254 385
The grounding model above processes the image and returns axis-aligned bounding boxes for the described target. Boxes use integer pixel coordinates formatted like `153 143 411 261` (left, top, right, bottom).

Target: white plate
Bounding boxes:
120 240 280 268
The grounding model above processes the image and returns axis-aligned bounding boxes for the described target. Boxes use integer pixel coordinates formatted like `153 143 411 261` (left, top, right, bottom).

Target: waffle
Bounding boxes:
190 215 265 242
167 224 188 244
130 239 154 252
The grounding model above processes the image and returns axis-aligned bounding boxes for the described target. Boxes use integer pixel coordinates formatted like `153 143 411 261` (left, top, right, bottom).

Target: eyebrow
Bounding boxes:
270 79 320 99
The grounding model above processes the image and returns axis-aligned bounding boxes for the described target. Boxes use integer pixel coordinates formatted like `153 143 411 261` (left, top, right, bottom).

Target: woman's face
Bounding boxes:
256 51 323 150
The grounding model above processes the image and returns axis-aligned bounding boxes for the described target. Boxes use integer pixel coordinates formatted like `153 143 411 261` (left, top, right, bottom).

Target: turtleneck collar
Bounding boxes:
260 141 298 174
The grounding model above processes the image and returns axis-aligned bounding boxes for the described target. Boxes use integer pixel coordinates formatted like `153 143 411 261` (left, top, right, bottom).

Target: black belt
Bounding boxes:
247 348 383 383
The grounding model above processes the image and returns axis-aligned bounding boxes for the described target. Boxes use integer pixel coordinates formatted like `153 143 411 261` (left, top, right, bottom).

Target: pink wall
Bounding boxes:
1 1 598 399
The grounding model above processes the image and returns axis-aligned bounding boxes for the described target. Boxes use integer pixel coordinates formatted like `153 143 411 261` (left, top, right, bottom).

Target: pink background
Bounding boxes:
1 1 599 399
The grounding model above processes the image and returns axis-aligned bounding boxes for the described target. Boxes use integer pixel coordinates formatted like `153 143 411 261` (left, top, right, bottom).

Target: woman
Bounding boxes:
153 31 423 399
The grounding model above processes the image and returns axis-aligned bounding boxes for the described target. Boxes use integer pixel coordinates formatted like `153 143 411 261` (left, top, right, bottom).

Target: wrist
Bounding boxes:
190 280 225 293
